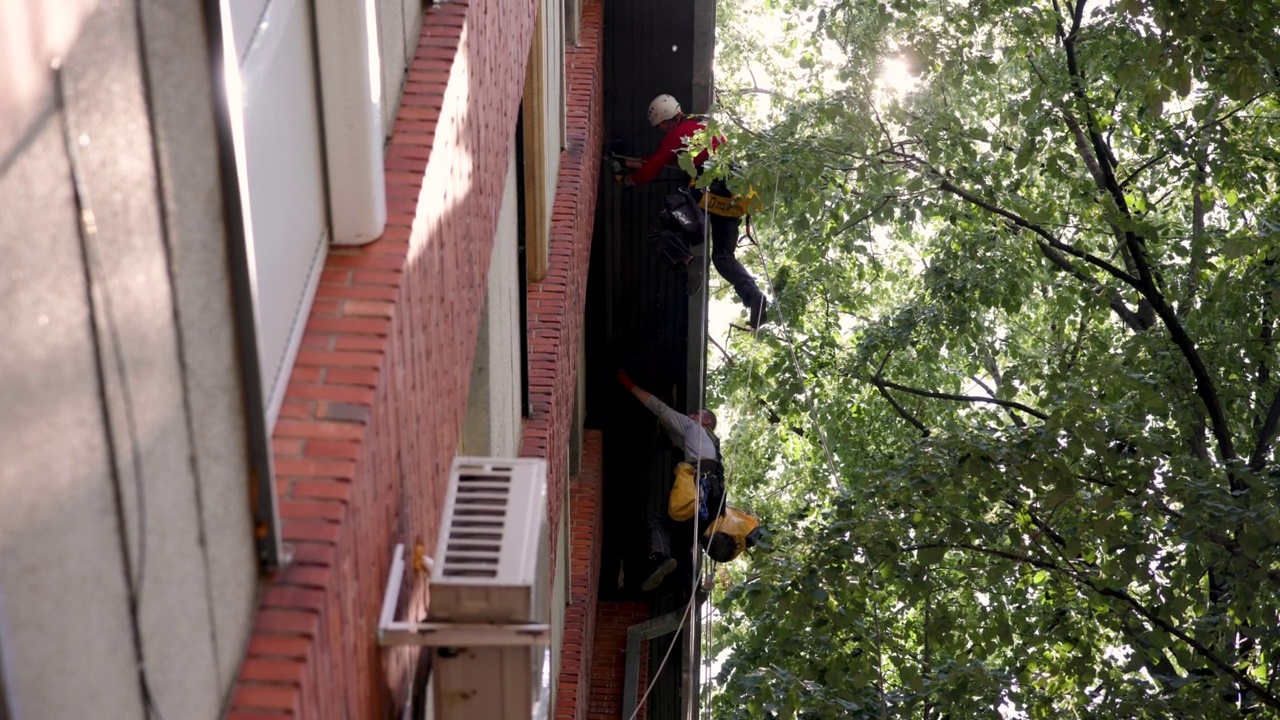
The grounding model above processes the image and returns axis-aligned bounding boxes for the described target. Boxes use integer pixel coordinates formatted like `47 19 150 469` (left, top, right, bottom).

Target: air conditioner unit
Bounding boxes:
378 457 551 720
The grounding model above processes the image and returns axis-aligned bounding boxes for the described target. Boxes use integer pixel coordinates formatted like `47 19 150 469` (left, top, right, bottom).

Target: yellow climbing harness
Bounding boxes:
691 180 762 218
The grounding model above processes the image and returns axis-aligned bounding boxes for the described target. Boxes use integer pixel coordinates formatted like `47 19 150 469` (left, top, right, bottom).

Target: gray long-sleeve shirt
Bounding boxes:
644 396 717 463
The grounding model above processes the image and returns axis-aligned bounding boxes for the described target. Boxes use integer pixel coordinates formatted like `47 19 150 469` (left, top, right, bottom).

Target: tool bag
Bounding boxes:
647 226 693 268
703 507 762 562
659 188 704 239
668 462 724 523
648 188 705 267
691 177 762 219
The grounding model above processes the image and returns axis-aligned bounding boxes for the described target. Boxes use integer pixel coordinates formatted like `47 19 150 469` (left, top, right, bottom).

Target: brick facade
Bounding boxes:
590 602 652 720
224 0 560 714
555 430 604 720
518 0 604 585
525 1 606 717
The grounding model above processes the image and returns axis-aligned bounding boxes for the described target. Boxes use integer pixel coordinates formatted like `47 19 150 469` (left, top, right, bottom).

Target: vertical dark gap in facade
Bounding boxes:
515 105 531 418
0 597 12 720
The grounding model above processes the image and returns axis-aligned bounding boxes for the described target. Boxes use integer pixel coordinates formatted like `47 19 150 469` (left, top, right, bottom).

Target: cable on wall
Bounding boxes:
56 65 168 720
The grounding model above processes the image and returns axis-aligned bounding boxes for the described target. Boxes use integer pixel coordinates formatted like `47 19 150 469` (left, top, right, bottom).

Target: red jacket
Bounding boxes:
630 116 724 186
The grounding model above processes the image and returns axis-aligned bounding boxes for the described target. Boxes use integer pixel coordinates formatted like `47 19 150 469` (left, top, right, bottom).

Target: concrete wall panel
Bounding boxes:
237 0 329 423
138 0 260 690
462 147 523 457
402 0 423 75
489 147 524 456
0 106 149 720
0 1 259 716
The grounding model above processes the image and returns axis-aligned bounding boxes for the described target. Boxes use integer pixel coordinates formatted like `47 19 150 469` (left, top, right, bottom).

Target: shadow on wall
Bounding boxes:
0 0 97 167
280 0 534 715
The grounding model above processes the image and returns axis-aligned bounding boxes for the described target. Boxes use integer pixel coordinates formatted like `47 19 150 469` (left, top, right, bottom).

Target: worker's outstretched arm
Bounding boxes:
626 130 687 186
616 369 654 405
617 369 696 443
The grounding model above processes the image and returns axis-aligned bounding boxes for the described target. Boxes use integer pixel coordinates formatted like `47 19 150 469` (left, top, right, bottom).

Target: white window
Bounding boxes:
521 0 567 282
223 0 385 427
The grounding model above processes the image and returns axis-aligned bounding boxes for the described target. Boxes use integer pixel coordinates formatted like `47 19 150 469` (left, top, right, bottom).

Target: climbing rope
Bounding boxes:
626 196 717 720
635 163 891 720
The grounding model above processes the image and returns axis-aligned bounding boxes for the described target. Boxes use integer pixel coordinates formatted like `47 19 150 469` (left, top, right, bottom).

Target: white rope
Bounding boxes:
626 179 718 720
626 594 695 720
701 560 717 719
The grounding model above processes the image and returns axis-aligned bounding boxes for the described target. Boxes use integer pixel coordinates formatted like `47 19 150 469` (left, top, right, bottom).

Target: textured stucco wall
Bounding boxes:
0 1 259 717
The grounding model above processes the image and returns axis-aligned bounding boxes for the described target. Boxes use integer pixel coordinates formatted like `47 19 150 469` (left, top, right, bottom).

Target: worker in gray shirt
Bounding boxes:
617 369 726 591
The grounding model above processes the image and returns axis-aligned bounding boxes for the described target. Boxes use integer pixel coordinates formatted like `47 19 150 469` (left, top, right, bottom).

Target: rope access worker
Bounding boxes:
618 94 769 329
616 369 763 592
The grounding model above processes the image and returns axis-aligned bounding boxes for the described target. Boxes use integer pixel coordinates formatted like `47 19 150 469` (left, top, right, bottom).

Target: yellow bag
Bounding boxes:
703 506 761 562
695 188 762 218
690 181 763 219
667 462 699 521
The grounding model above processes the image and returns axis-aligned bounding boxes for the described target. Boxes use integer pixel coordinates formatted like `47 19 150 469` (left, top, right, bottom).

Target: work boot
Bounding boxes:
642 553 677 592
685 260 704 296
748 296 769 329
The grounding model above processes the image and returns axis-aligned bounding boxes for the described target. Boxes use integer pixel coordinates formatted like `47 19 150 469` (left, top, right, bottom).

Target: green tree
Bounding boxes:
703 0 1280 717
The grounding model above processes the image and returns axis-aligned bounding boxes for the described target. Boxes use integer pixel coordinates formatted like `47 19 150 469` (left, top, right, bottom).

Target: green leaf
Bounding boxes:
708 0 1280 716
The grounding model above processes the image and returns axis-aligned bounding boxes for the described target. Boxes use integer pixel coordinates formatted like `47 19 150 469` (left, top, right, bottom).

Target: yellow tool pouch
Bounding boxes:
667 462 700 521
692 184 762 219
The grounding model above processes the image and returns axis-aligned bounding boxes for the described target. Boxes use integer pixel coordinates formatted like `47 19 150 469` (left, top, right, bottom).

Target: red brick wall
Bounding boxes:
225 0 544 715
518 0 604 586
590 602 652 720
523 2 606 718
554 431 604 720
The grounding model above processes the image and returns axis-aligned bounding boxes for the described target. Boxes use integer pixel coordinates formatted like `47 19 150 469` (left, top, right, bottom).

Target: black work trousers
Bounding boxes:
706 212 763 308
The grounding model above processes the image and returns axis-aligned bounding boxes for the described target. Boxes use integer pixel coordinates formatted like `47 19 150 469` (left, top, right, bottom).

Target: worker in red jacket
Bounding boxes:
620 94 768 329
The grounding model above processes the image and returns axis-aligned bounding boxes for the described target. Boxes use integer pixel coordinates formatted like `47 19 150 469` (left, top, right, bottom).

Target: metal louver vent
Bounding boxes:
429 457 548 624
440 469 512 578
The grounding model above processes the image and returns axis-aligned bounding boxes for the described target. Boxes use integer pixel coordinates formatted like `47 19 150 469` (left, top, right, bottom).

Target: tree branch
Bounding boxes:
907 540 1280 710
709 334 735 367
872 381 930 436
934 178 1140 290
932 171 1234 470
1092 585 1280 711
1029 242 1149 330
1248 388 1280 471
838 196 893 234
1026 55 1154 327
758 397 807 439
1119 613 1184 692
1119 152 1172 190
1046 0 1238 471
1249 277 1278 471
1122 93 1268 191
869 375 1049 420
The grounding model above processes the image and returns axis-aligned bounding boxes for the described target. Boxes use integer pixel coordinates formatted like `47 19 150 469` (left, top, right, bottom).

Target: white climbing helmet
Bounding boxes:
647 94 682 126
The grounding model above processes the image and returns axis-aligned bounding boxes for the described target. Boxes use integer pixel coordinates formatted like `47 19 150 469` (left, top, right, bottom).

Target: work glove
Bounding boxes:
610 157 629 186
615 369 637 391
